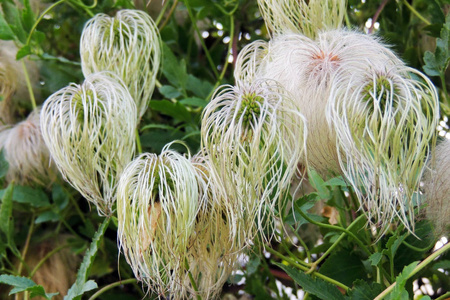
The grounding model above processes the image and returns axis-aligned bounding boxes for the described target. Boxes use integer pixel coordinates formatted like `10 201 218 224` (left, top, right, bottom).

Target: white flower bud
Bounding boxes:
80 9 161 119
40 72 137 216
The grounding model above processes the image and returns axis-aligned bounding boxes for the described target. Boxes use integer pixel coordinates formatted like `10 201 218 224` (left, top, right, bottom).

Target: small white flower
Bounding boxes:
201 79 307 244
116 145 205 297
0 108 56 186
40 72 137 216
80 9 161 119
257 0 346 38
422 139 450 236
327 65 439 234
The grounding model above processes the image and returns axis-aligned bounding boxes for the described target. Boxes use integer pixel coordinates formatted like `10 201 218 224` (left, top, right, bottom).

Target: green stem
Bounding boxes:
217 15 234 82
26 0 67 46
159 0 178 31
401 240 434 252
402 0 431 25
184 1 219 79
440 73 449 107
265 246 350 292
155 0 171 26
88 278 137 300
436 292 450 300
279 241 311 268
16 214 35 276
29 244 71 277
295 204 371 256
135 129 142 154
21 60 36 110
374 242 450 300
288 225 312 263
60 182 86 223
184 259 202 300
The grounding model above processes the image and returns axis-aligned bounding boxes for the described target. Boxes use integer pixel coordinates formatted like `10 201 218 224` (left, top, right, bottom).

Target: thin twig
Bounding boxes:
368 0 389 34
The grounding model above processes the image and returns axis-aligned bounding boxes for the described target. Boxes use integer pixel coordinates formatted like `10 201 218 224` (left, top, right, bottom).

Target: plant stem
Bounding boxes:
135 129 142 153
440 73 449 107
29 244 71 277
402 0 431 25
288 225 312 263
184 1 219 79
374 242 450 300
16 214 35 275
184 258 202 300
436 292 450 300
159 0 178 30
368 0 389 34
21 60 36 110
295 204 371 256
265 246 350 292
88 278 137 300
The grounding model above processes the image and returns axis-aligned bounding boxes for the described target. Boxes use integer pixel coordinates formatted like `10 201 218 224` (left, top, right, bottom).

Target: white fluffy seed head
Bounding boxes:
327 65 439 235
201 79 307 244
80 9 161 119
256 30 403 176
0 61 15 125
0 108 56 186
422 139 450 237
116 146 207 297
257 0 347 38
40 72 137 216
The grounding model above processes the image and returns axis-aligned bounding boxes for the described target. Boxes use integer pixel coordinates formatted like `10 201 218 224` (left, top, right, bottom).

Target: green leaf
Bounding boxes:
0 275 58 299
423 14 450 77
159 85 182 98
140 123 177 132
21 0 35 32
0 149 9 179
386 261 419 300
161 43 188 89
64 218 110 300
186 75 213 99
274 263 346 300
308 169 331 200
0 185 50 208
0 183 14 243
16 44 31 60
0 13 15 40
1 1 27 43
324 176 349 187
346 280 384 300
180 97 208 108
35 211 59 224
150 100 191 123
52 184 69 211
369 252 383 267
246 255 261 275
319 250 368 286
383 233 407 262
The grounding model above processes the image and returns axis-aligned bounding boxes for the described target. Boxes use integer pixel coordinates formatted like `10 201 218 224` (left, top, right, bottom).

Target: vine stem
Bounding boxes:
29 244 71 277
135 129 142 154
158 0 178 31
264 246 350 292
368 0 389 34
440 73 450 107
402 0 431 25
21 60 36 110
374 242 450 300
295 204 372 256
184 0 220 79
88 278 137 300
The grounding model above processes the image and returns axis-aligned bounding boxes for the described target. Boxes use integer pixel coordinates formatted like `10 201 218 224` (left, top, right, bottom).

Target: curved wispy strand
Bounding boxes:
0 108 56 186
116 146 206 298
327 65 439 234
40 72 137 216
257 0 347 38
422 138 450 236
201 79 307 244
80 9 161 119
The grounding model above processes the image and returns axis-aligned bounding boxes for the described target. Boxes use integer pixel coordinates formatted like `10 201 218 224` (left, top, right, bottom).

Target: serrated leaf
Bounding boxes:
161 43 188 89
21 0 35 32
369 252 383 266
150 100 191 123
1 1 27 43
0 183 14 238
159 85 182 98
383 233 407 262
180 97 208 108
246 255 261 275
319 250 367 286
346 280 384 300
423 14 450 77
186 75 213 99
0 185 50 207
0 275 58 299
35 211 59 224
64 218 109 300
324 176 348 187
274 263 346 300
308 169 331 200
52 184 68 211
385 261 419 300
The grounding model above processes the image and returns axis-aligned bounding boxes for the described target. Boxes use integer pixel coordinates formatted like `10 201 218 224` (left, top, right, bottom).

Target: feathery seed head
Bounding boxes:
80 9 161 119
257 0 347 38
0 108 56 186
327 66 439 235
117 146 206 297
201 79 307 244
422 138 450 237
40 72 137 216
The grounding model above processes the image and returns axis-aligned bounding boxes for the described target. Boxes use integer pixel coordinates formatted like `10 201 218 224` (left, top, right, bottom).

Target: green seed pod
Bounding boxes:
40 72 137 216
80 9 161 119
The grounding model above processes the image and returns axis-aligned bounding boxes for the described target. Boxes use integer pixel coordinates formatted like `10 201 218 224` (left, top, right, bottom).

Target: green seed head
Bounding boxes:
362 75 396 111
238 92 264 126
